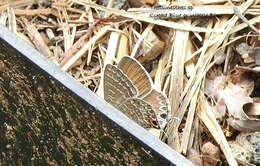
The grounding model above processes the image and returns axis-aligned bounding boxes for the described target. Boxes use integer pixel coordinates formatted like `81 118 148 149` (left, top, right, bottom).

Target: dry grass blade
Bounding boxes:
180 39 197 155
131 23 154 58
168 9 238 151
128 5 235 18
117 30 129 61
70 13 87 49
0 0 34 12
7 7 16 33
0 10 7 25
197 93 238 166
184 39 196 78
60 7 72 52
154 30 174 91
72 0 221 33
168 19 190 152
181 87 200 155
104 32 120 65
179 0 252 113
230 16 260 34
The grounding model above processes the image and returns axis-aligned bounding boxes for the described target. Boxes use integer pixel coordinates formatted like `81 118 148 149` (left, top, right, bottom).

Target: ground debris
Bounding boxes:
2 0 260 165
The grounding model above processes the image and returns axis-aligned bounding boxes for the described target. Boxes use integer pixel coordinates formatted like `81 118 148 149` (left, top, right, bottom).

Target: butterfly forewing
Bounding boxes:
103 64 138 108
118 98 157 128
143 89 170 128
118 56 152 98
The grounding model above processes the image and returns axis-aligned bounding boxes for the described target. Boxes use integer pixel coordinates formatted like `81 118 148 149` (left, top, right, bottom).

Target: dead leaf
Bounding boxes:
205 73 260 131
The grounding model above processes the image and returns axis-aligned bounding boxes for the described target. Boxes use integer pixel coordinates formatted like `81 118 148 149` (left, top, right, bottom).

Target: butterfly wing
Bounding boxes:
118 56 152 98
143 89 171 129
103 64 138 108
118 98 157 128
103 63 160 129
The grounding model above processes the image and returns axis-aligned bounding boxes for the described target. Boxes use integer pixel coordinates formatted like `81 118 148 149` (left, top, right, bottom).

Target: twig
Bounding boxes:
227 0 260 35
59 20 101 66
14 8 56 16
21 17 52 57
68 20 93 24
59 17 120 67
223 40 233 75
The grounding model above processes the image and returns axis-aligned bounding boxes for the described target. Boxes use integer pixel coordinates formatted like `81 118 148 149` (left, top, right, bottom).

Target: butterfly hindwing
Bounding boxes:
143 89 171 129
118 98 157 128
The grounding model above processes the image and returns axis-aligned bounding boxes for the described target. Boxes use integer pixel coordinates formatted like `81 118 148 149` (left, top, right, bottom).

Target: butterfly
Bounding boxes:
103 55 170 129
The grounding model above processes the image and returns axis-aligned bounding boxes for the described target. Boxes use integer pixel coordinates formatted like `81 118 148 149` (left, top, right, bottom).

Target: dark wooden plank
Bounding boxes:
0 24 194 166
